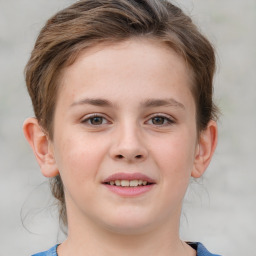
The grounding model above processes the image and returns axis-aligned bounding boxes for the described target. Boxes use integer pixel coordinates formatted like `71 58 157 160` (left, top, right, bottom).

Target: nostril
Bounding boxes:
115 154 143 160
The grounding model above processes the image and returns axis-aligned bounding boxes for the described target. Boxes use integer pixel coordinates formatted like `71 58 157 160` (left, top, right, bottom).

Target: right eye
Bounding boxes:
81 114 108 126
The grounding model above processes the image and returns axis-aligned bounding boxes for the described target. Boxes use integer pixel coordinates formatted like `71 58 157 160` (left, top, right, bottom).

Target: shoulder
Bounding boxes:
31 244 58 256
188 242 222 256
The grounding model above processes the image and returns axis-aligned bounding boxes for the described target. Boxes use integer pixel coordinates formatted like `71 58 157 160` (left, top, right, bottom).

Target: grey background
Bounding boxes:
0 0 255 255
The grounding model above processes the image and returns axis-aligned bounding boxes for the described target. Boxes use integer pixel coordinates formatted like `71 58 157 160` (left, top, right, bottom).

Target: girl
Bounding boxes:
23 0 221 255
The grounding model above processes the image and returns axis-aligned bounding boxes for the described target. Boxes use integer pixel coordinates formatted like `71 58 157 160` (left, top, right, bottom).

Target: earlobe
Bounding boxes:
23 118 59 178
191 120 218 178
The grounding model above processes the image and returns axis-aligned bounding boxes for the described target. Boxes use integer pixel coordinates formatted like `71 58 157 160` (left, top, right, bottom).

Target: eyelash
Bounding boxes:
81 113 175 128
81 114 110 126
146 114 175 126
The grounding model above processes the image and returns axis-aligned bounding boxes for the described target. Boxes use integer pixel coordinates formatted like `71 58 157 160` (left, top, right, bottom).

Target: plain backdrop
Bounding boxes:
0 0 256 255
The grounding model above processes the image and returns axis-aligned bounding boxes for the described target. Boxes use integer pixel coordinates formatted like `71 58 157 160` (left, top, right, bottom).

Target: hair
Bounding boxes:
25 0 218 228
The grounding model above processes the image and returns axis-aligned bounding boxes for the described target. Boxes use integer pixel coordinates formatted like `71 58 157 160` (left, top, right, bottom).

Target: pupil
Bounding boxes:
152 117 164 125
91 117 102 125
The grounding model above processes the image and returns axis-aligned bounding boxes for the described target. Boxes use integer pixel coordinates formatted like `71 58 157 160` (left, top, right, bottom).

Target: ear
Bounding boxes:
191 120 218 178
23 117 59 178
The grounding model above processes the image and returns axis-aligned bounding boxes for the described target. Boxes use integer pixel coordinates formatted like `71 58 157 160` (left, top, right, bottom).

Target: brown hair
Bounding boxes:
25 0 218 227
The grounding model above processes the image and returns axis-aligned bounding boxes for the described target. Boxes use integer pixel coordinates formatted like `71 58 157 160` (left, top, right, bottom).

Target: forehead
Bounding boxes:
61 39 192 84
58 39 194 108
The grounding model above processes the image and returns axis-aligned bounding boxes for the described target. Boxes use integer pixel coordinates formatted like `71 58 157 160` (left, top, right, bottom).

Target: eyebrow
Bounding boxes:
71 98 114 108
141 98 185 110
70 97 185 110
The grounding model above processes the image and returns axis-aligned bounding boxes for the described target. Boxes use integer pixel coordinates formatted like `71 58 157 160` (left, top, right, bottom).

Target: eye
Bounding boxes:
82 114 108 126
147 115 174 126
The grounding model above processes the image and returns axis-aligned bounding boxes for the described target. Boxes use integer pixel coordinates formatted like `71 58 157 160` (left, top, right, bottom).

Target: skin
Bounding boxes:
24 39 217 256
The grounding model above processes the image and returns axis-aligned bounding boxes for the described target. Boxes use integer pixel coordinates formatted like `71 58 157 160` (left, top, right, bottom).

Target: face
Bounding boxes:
50 39 199 234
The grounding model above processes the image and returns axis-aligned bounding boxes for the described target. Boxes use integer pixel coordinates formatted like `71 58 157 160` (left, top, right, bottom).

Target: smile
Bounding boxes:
104 180 151 187
102 173 156 197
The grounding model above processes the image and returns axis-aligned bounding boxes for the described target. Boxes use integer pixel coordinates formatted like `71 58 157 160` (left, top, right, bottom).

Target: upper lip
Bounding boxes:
102 172 156 184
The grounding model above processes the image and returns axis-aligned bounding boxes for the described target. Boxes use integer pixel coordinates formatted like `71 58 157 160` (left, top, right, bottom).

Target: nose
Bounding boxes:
109 123 148 163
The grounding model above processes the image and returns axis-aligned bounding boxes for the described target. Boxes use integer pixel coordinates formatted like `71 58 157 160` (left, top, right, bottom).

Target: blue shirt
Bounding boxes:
32 243 221 256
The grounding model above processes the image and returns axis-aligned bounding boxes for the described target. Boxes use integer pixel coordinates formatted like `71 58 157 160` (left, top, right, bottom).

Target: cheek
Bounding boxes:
147 132 197 217
151 131 196 178
53 134 108 183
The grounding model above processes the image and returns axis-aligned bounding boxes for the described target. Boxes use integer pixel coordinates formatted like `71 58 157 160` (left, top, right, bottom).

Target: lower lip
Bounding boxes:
103 184 155 197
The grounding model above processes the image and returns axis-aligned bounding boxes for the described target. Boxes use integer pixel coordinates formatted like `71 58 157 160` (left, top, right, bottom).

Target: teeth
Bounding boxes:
108 180 149 187
115 180 121 186
121 180 130 186
129 180 139 187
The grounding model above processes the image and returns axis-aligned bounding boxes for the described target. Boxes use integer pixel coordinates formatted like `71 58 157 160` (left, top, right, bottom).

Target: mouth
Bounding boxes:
102 173 156 196
103 179 153 187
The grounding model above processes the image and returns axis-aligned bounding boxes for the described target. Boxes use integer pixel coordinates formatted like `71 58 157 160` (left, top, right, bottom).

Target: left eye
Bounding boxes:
148 116 173 126
82 116 108 125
